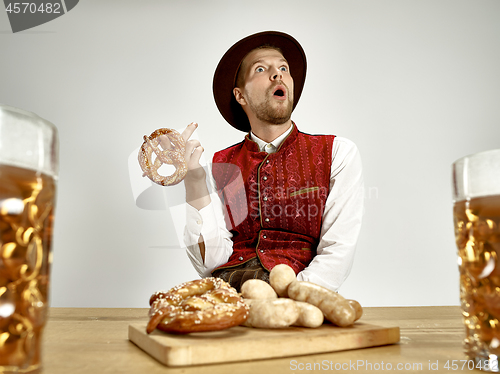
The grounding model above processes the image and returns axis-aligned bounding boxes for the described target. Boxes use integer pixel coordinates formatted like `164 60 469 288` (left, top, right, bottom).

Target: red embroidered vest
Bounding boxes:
211 124 334 274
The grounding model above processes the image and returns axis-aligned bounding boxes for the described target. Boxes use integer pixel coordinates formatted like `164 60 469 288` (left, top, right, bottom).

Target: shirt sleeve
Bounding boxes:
296 137 364 291
184 165 233 277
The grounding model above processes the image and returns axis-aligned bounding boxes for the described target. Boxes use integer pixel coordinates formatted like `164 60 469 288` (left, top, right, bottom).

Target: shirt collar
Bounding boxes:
250 124 294 153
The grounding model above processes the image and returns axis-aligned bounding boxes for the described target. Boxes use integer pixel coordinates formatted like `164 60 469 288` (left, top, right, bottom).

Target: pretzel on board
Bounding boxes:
147 278 249 334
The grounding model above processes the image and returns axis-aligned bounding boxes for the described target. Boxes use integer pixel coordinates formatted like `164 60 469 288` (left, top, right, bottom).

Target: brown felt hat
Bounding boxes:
213 31 307 132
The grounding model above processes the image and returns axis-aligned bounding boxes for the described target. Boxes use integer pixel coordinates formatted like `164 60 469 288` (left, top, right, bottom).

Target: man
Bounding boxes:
182 31 364 292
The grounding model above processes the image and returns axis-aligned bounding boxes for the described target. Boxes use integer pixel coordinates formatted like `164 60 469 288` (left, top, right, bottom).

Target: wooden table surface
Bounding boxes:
41 306 472 373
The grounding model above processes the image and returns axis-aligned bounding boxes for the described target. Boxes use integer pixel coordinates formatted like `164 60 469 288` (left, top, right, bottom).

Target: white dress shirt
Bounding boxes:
184 124 364 291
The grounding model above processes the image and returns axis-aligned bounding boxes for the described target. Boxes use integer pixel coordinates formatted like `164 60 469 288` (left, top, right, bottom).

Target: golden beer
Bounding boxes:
453 149 500 371
454 195 500 361
0 163 56 372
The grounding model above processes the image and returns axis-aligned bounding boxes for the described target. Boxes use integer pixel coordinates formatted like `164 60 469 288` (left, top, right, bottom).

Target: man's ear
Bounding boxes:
233 87 247 106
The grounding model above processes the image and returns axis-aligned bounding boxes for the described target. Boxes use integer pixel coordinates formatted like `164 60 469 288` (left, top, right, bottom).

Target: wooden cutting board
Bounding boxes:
128 322 400 367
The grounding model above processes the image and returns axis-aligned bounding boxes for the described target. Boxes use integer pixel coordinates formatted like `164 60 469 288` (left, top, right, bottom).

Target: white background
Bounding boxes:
1 0 499 307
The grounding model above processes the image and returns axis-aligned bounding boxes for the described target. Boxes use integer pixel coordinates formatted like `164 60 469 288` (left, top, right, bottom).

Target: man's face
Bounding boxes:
234 48 294 125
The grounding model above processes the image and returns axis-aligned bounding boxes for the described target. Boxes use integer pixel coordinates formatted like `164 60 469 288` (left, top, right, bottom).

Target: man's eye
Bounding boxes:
256 67 265 73
280 66 288 72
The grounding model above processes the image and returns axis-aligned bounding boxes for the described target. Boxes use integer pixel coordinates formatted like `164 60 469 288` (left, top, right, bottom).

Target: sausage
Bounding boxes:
293 301 324 328
287 280 356 327
241 279 277 299
240 265 362 329
347 299 363 321
269 264 297 297
242 298 299 328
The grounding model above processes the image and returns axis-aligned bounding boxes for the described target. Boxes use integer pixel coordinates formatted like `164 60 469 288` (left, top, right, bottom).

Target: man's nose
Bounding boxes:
270 68 282 81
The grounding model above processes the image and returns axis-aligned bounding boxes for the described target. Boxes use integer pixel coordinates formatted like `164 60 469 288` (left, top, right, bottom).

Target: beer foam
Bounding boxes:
453 149 500 201
0 104 58 179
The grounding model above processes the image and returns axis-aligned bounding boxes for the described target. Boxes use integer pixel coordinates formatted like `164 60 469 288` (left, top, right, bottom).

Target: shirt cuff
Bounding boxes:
184 201 220 246
198 202 220 237
184 203 202 246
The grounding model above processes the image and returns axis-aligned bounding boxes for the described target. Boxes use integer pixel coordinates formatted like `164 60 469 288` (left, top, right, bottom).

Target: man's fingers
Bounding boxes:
186 143 204 169
185 139 202 159
158 135 172 150
182 122 198 142
185 139 204 169
188 146 204 167
181 123 205 173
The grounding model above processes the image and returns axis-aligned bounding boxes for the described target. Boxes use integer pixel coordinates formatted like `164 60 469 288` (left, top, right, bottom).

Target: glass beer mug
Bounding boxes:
0 105 59 373
453 149 500 372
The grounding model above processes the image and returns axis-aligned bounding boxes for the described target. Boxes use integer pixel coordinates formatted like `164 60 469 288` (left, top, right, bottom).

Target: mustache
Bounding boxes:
269 80 290 94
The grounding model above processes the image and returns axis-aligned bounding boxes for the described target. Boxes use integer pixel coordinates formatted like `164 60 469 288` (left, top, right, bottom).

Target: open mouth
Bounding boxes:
272 85 286 98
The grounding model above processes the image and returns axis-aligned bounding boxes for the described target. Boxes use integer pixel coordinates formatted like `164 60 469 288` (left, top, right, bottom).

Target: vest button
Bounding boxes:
260 249 264 253
263 235 267 239
263 176 268 181
265 218 270 222
266 160 270 163
263 196 268 201
238 256 244 261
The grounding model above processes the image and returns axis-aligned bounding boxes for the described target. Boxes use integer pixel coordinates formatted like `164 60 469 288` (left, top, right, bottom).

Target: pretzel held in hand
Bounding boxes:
138 128 187 186
147 278 249 334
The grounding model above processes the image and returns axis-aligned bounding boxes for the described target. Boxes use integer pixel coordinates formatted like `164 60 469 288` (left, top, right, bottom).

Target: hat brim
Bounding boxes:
213 31 307 132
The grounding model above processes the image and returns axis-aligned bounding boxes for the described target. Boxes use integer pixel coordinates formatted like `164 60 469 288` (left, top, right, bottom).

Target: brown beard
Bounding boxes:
246 82 293 125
